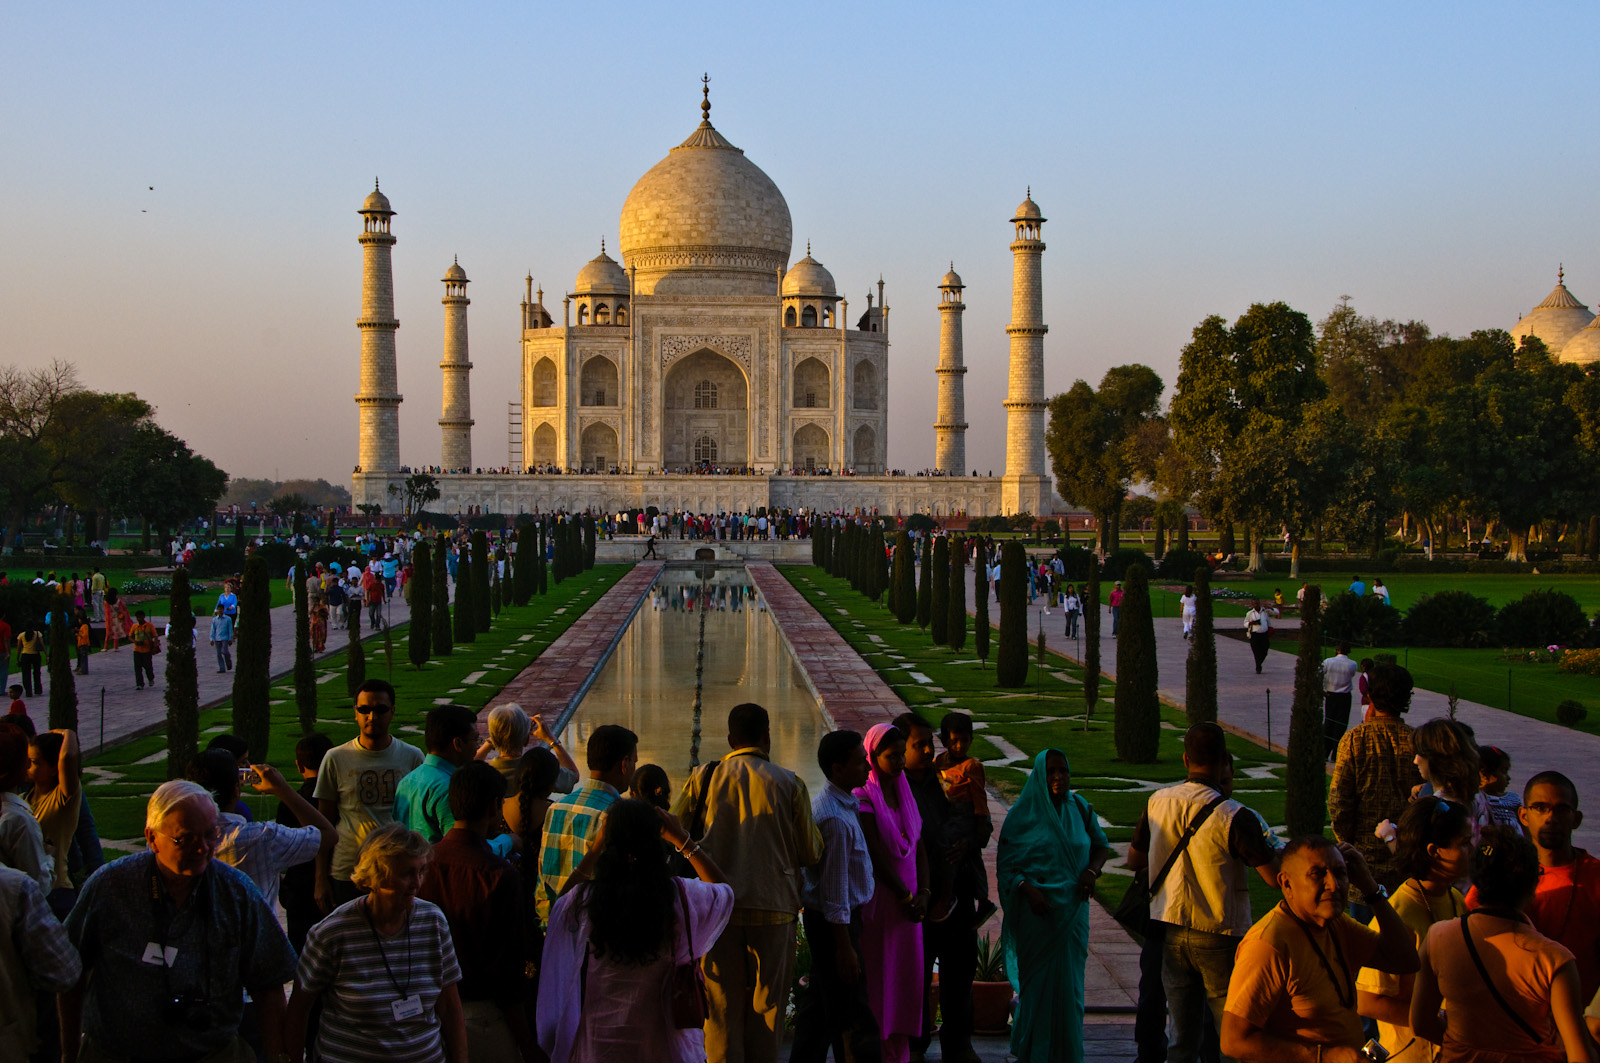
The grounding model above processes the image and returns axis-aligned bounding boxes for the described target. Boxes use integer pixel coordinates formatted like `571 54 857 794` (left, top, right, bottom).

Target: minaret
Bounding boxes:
934 265 967 475
356 180 402 474
439 256 473 470
1002 190 1050 516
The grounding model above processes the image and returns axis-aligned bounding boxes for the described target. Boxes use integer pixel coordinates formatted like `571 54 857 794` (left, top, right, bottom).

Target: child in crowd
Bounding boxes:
74 611 90 674
1479 744 1523 829
276 731 335 952
934 711 997 927
310 604 328 653
5 685 35 736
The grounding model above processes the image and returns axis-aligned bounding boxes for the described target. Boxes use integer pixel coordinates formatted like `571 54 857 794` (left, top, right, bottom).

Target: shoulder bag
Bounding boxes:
1458 913 1542 1043
668 880 709 1029
687 758 721 842
1114 793 1228 937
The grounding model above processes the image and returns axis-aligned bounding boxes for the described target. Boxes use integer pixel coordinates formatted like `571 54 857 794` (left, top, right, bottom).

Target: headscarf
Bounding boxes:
997 747 1092 910
854 722 922 884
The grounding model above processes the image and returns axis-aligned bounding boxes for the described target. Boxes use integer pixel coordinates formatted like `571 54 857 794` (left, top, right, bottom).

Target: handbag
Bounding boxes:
668 880 709 1030
1114 793 1227 937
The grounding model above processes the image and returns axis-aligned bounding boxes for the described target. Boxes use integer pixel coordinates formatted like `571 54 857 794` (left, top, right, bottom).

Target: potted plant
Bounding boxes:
972 933 1013 1034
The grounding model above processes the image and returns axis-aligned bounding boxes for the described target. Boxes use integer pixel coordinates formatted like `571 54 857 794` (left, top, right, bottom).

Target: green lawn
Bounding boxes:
1139 573 1600 619
781 565 1292 921
81 565 628 842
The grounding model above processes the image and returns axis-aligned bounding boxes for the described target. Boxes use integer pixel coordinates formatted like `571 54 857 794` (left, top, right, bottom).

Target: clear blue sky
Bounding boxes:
3 2 1596 485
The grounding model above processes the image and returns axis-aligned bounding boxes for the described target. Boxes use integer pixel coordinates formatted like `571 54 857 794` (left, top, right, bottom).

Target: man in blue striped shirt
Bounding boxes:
791 729 879 1063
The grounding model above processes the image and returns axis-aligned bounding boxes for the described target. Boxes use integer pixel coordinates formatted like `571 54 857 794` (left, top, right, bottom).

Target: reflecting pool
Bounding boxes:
565 565 829 796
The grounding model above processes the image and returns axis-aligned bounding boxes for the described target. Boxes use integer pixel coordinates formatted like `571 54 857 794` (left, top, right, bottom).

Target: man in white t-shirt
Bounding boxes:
1321 642 1361 759
1180 586 1199 639
313 679 423 907
1243 600 1277 674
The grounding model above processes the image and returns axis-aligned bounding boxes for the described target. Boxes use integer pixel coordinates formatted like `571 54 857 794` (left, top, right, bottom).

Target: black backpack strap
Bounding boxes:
1148 794 1228 896
688 758 721 841
1458 914 1541 1043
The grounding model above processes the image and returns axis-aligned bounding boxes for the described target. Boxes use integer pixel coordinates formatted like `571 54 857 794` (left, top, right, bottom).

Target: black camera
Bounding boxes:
164 991 214 1032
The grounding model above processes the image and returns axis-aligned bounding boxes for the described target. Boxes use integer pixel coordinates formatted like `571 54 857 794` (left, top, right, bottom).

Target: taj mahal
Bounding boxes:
350 81 1054 519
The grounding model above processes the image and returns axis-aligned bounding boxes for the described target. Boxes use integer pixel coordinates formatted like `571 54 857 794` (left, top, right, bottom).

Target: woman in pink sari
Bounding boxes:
855 722 929 1063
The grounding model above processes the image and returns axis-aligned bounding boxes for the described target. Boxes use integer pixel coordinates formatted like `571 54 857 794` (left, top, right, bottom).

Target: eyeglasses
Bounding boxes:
155 827 221 850
354 704 394 716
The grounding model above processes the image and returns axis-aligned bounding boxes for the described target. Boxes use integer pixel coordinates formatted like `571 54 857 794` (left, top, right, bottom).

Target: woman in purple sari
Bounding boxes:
855 722 930 1063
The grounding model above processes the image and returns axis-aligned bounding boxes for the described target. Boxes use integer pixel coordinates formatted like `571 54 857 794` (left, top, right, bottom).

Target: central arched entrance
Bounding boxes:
662 348 748 469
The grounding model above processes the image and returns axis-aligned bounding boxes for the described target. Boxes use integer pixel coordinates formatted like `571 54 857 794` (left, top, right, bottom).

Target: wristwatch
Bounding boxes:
1365 883 1389 902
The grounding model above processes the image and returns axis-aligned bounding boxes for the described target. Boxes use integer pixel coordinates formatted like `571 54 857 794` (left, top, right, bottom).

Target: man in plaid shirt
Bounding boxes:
1329 664 1422 896
536 724 637 920
0 864 81 1060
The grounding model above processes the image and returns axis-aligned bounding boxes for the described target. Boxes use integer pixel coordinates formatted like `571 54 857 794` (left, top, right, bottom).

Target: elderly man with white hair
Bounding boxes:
60 780 297 1063
478 702 579 795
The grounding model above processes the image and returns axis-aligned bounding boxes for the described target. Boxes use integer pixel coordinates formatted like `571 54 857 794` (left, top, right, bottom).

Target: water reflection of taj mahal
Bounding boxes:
351 82 1053 520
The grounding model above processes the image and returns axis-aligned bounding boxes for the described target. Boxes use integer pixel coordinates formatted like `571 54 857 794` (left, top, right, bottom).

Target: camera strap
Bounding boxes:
1458 913 1542 1043
149 859 212 1003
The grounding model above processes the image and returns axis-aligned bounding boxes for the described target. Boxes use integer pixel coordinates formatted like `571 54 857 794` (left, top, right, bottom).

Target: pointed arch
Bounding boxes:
531 358 558 407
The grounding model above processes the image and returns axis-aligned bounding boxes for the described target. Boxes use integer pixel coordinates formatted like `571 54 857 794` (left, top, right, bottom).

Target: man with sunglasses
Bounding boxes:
60 780 295 1063
313 679 423 908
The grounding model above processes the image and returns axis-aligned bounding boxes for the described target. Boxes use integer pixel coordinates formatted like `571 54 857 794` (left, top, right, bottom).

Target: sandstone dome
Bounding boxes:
1511 274 1593 357
1557 316 1600 366
574 246 628 294
618 112 792 296
782 251 836 297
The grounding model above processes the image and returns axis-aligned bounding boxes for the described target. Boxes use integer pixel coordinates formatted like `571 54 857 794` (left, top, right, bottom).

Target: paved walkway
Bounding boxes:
32 586 413 755
999 595 1600 850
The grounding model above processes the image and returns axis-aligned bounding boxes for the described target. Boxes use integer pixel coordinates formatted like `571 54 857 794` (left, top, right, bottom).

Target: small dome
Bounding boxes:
1012 192 1043 222
574 246 628 294
361 182 393 215
442 257 467 282
941 267 964 288
782 252 836 296
1512 274 1594 356
1558 317 1600 366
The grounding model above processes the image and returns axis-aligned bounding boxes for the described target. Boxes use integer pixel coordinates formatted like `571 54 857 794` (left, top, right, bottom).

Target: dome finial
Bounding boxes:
701 73 711 122
601 237 606 254
453 254 458 265
1560 263 1565 284
374 177 380 191
806 240 811 257
1026 185 1030 198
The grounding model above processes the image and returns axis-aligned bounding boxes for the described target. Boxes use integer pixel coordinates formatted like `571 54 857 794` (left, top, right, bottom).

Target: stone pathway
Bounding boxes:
31 587 413 755
489 562 663 731
995 596 1600 850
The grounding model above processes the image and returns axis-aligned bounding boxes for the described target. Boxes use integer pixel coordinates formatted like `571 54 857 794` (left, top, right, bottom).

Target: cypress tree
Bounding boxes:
346 626 367 699
947 535 967 652
455 541 477 643
232 554 272 761
916 537 933 631
877 527 890 601
996 541 1029 686
1113 563 1160 763
973 541 990 667
866 526 886 603
583 517 597 570
844 525 859 590
234 515 245 550
536 522 548 594
811 523 821 566
1153 515 1167 560
892 532 917 624
1287 585 1328 836
1589 515 1599 561
1185 567 1218 724
1083 565 1102 721
471 530 492 632
431 535 453 656
929 536 950 645
490 553 503 617
552 521 567 585
1176 514 1189 553
409 542 433 669
47 609 77 731
293 565 317 734
513 531 532 606
164 570 198 778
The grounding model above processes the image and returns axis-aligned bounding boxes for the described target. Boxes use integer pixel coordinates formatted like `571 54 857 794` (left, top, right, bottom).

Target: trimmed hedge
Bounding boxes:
1496 589 1590 648
1402 591 1497 648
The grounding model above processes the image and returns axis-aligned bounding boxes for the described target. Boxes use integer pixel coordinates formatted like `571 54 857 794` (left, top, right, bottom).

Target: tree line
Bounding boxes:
1047 300 1600 568
0 360 228 544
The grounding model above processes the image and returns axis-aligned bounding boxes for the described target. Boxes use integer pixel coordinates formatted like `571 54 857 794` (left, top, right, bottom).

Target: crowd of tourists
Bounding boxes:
4 592 1600 1063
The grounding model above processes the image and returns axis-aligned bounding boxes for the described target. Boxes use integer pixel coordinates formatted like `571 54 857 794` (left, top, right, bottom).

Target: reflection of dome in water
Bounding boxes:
618 87 792 296
1512 270 1594 357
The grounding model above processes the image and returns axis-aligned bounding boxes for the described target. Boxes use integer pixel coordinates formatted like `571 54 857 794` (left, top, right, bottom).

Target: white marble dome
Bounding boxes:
574 246 628 294
361 184 393 215
782 252 836 296
1511 274 1593 357
618 116 792 296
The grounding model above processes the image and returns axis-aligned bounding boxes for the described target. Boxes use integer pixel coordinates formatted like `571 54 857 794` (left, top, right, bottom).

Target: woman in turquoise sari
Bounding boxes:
997 748 1112 1063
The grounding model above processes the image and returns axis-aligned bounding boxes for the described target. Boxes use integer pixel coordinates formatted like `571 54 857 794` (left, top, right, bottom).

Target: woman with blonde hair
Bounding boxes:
1413 718 1490 842
479 702 578 794
285 823 467 1063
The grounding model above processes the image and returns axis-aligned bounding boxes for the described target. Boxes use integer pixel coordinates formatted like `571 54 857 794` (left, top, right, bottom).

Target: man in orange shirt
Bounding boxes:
129 610 159 690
